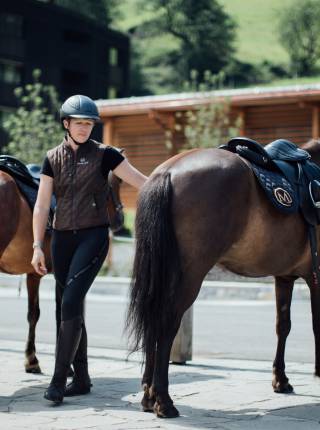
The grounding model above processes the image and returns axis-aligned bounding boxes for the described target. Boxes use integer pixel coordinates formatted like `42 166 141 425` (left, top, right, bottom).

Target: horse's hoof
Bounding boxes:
25 364 42 374
153 401 179 418
141 395 155 412
273 382 294 393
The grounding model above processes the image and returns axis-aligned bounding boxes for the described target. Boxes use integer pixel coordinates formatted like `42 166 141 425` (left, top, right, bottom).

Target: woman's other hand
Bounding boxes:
31 248 48 276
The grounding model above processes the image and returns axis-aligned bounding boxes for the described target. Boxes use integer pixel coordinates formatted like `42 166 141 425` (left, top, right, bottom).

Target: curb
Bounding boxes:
0 273 309 300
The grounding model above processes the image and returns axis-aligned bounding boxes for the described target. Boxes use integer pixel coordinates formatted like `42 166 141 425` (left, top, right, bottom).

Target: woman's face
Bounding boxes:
64 118 95 143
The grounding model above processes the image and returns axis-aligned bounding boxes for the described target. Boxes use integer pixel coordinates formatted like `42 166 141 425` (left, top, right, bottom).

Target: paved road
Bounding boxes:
0 288 315 364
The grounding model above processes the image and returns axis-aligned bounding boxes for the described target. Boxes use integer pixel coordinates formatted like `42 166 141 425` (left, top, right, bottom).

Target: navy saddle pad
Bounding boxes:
251 163 298 214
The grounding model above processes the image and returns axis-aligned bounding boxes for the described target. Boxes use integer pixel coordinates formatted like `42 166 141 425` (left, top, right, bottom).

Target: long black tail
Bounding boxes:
126 171 182 357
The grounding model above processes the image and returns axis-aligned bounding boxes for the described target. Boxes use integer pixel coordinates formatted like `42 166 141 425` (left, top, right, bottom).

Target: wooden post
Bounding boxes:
312 105 320 139
148 110 178 157
103 119 113 145
167 112 178 157
105 233 113 269
170 306 193 364
238 108 246 136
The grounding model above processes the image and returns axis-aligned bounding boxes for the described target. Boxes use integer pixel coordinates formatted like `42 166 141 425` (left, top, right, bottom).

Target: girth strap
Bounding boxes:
308 225 320 287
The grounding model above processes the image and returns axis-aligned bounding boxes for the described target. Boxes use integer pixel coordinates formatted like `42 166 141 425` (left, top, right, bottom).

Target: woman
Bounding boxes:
31 94 147 404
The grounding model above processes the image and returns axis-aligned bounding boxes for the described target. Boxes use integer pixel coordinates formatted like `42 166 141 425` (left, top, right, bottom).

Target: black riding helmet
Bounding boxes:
60 94 100 122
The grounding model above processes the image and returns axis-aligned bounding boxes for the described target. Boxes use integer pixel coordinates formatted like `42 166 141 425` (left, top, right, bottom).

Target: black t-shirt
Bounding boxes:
40 146 125 179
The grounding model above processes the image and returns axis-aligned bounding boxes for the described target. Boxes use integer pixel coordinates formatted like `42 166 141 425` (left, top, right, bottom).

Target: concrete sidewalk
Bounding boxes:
1 340 320 429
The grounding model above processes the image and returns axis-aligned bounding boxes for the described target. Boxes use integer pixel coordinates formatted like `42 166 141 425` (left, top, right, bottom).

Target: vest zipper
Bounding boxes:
71 149 77 230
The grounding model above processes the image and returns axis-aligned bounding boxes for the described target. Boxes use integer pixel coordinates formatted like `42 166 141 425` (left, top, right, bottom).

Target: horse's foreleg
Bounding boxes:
141 346 156 412
152 318 181 418
272 276 294 393
25 273 41 373
306 276 320 376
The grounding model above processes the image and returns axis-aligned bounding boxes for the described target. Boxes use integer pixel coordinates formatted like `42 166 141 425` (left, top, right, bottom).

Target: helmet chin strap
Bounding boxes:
66 129 88 146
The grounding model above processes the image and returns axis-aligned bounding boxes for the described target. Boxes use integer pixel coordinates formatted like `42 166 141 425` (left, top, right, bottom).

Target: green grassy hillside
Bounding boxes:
114 0 296 67
220 0 294 65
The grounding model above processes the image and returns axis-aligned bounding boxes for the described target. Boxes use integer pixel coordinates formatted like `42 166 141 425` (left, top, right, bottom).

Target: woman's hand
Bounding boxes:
31 248 48 276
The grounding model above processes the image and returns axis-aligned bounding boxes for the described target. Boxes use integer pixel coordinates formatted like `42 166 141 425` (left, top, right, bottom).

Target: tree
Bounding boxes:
278 0 320 76
181 97 242 149
165 71 242 151
3 69 63 164
141 0 236 85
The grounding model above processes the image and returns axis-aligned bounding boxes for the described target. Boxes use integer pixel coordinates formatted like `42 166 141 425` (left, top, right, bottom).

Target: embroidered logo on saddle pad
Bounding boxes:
251 163 298 214
273 187 293 207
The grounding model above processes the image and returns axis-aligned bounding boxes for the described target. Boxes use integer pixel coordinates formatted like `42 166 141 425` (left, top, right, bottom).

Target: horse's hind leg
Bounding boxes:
141 346 156 412
272 276 295 393
152 318 181 418
25 273 41 373
305 276 320 377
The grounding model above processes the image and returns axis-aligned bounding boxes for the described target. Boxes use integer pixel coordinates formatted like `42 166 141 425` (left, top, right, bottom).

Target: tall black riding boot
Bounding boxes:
44 316 82 403
64 323 92 396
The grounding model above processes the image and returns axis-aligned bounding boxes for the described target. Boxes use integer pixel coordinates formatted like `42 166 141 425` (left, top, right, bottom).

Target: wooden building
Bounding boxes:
0 0 130 147
96 84 320 208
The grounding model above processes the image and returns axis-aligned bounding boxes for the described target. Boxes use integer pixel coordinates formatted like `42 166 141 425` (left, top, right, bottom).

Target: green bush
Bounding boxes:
3 69 62 164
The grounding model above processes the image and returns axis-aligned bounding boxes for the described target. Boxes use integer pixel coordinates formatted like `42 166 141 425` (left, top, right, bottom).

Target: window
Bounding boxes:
107 86 117 99
0 61 22 85
64 30 90 45
0 14 24 38
109 47 118 66
61 69 88 94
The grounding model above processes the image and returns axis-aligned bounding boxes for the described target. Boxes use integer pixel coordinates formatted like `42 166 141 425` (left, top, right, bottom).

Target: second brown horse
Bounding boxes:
0 169 123 373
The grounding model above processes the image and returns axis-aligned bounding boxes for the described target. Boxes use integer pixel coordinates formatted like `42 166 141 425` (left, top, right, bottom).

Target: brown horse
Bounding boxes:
0 169 123 373
127 139 320 418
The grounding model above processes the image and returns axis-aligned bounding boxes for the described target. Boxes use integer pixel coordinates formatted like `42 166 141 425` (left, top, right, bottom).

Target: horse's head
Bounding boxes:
302 139 320 165
107 170 124 233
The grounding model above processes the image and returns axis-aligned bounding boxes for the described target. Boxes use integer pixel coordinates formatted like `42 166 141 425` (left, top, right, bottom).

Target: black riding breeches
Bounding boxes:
51 225 109 321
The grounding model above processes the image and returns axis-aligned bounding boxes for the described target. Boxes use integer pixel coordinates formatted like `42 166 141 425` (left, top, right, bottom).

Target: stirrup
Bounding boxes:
309 180 320 209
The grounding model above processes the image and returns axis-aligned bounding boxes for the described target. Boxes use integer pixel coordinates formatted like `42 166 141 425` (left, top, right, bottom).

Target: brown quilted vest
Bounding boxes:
47 138 109 230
